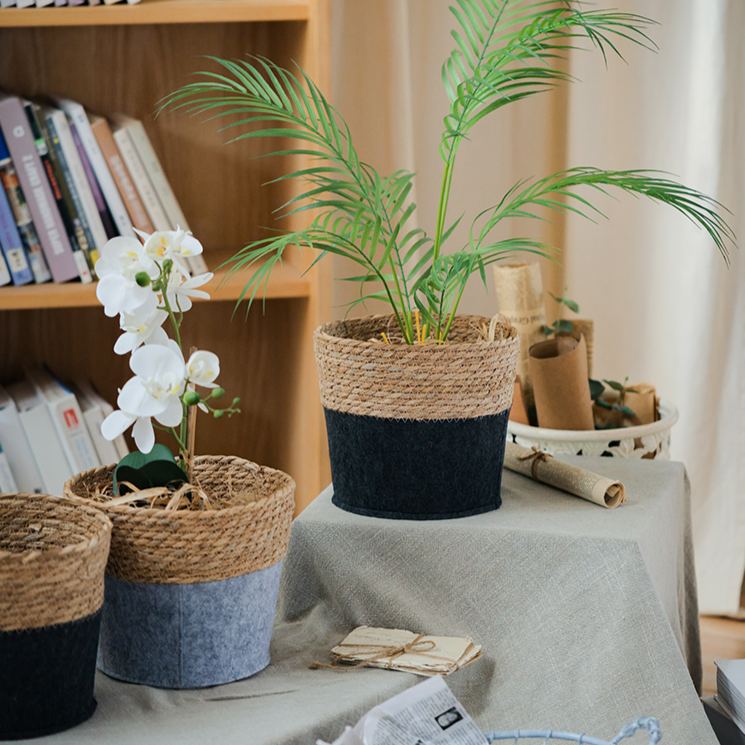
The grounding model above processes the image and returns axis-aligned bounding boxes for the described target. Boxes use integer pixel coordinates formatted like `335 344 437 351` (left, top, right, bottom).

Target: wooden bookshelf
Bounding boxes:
0 0 332 511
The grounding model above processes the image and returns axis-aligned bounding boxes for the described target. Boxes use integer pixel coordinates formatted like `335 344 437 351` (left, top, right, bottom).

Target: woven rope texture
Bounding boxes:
64 456 295 585
0 494 111 631
314 315 519 420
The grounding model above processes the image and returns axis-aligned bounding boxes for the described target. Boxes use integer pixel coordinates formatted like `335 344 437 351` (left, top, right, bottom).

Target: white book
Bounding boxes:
12 0 35 9
111 121 171 232
78 380 129 459
36 0 55 6
25 367 101 474
54 0 68 5
0 444 18 493
54 98 134 239
71 381 120 466
7 380 72 496
0 253 11 287
43 106 109 254
0 1 18 8
113 114 206 273
0 385 44 494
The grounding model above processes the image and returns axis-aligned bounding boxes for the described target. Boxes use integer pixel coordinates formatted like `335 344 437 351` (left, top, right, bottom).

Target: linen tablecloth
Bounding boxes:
29 458 716 745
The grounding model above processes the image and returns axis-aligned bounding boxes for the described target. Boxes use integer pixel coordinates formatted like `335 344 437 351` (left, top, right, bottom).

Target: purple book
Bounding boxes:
68 0 86 6
71 123 117 240
0 96 77 284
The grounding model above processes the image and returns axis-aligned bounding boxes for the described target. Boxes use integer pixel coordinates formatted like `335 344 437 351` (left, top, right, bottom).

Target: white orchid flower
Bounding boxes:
186 350 220 388
95 237 159 318
164 270 213 312
114 296 169 355
101 343 186 453
134 226 204 275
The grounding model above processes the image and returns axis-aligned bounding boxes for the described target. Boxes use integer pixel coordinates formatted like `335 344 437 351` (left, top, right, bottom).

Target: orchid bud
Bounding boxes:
183 391 201 406
211 387 225 399
213 410 224 419
135 272 151 287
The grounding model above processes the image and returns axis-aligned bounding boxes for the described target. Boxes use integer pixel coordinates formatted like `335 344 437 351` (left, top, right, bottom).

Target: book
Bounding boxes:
41 106 107 265
25 367 101 474
0 127 52 285
36 0 56 7
0 442 18 494
90 114 154 234
0 95 78 284
24 102 92 284
703 696 745 745
0 384 44 494
55 97 134 239
77 380 129 459
0 252 10 287
114 114 207 273
0 132 34 286
111 119 171 232
71 381 120 466
7 379 72 495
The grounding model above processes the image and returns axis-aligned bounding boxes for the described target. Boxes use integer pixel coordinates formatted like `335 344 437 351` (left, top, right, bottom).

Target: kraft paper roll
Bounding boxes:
556 318 594 378
529 335 595 431
504 442 627 508
493 262 546 413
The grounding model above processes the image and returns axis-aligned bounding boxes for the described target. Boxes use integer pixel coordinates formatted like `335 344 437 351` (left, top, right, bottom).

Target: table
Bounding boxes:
32 458 717 745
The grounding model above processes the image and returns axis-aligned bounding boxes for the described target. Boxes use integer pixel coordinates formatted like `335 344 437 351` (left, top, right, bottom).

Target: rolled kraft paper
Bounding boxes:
493 262 546 409
529 335 595 430
504 442 627 508
510 379 530 425
556 318 594 378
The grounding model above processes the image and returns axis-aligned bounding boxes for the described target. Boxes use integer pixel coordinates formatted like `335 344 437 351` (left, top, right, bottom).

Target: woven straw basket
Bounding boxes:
63 454 295 585
314 314 519 519
63 455 296 689
0 494 112 739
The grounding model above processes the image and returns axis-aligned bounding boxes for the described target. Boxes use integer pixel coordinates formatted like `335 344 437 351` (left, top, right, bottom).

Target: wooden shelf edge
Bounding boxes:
0 0 309 28
0 257 311 310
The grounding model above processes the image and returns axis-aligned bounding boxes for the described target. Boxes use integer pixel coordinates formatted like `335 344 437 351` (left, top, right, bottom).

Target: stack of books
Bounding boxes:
0 370 127 497
702 660 745 745
0 93 206 287
1 1 141 9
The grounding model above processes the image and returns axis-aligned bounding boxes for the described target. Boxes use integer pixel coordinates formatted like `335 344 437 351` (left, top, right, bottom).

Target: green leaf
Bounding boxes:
595 399 613 410
604 379 626 392
113 444 187 496
554 319 574 334
614 404 635 416
588 378 605 401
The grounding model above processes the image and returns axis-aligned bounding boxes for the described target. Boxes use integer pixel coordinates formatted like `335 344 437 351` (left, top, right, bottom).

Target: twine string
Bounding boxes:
309 634 458 672
516 446 552 479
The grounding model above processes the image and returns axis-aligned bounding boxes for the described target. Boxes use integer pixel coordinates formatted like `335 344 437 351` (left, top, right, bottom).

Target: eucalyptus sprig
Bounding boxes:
162 0 735 344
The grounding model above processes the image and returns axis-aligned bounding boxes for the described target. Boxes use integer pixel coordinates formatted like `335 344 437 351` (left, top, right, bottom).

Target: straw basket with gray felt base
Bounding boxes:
0 494 111 740
64 456 295 689
314 315 519 520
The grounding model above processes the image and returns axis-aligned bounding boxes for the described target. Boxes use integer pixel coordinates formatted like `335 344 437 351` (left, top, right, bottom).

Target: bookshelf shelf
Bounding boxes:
0 259 311 310
0 0 309 28
0 0 332 511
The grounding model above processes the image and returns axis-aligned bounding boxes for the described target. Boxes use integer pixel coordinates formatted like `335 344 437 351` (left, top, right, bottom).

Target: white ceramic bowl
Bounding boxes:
507 400 679 459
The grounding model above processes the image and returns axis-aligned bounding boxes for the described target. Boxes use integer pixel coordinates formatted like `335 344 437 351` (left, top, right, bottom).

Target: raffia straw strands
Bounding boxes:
64 455 295 586
0 494 111 631
314 315 519 420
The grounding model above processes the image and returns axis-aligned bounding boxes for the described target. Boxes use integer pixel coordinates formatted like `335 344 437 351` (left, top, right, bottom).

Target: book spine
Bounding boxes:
0 396 44 493
47 108 107 260
0 136 34 286
71 123 117 249
25 103 92 284
0 444 18 492
91 116 154 234
43 111 98 278
17 405 73 495
112 126 170 231
0 97 77 283
0 252 11 288
0 134 51 284
68 0 86 5
61 100 133 238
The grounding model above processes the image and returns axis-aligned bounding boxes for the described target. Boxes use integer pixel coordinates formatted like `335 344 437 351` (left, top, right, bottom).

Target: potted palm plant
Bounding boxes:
64 228 295 688
164 1 733 519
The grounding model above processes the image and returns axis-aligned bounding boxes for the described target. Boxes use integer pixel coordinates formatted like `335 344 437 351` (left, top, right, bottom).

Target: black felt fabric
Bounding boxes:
0 609 101 740
324 408 510 519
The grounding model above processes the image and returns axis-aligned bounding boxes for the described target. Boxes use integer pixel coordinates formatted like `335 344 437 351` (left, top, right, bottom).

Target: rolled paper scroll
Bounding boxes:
504 442 627 508
556 318 594 377
493 262 546 417
529 335 595 430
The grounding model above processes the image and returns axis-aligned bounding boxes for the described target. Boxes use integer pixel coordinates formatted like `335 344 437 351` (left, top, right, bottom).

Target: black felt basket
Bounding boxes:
0 494 111 740
314 315 520 519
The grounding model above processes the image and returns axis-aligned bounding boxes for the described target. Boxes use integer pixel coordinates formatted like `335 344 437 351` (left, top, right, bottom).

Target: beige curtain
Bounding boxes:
331 0 744 614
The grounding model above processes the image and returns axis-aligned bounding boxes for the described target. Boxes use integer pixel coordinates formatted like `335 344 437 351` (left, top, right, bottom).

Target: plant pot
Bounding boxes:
507 400 679 459
314 314 519 519
0 494 111 740
64 456 295 689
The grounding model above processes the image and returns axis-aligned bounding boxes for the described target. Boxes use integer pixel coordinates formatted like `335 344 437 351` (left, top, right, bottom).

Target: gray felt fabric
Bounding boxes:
98 562 283 688
30 459 716 745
